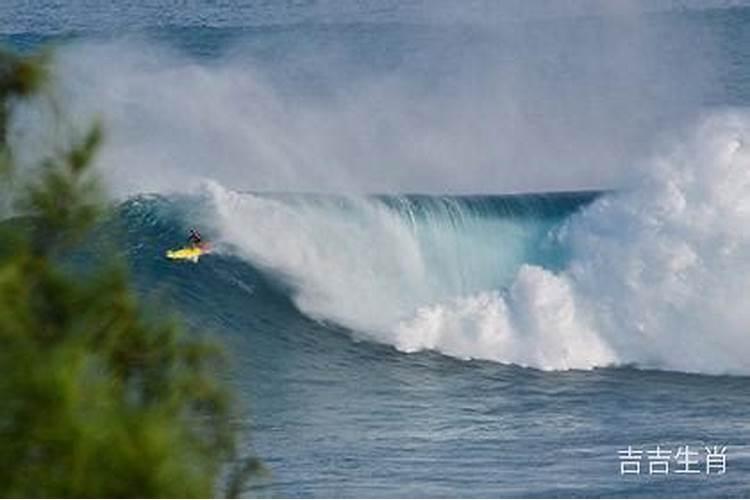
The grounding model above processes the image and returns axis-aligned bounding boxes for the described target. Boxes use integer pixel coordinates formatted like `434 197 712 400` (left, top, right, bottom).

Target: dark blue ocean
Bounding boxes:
3 1 750 497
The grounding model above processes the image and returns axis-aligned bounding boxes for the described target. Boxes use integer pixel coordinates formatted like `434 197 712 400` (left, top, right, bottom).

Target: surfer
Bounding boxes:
165 229 209 262
187 228 203 248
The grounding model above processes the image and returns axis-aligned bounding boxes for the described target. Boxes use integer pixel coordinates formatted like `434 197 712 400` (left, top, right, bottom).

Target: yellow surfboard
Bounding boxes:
166 245 209 263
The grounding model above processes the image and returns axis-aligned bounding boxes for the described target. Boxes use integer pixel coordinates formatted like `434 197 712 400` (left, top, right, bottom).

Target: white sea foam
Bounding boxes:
392 112 750 374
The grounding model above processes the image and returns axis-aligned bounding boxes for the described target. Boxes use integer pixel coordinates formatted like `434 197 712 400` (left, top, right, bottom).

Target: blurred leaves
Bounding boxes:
20 123 104 253
0 47 257 497
0 48 49 161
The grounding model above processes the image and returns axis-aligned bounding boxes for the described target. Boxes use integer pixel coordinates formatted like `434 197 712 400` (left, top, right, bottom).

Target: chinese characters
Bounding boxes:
618 445 727 476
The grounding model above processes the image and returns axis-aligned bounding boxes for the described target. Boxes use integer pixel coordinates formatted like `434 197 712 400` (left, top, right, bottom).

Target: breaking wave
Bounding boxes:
201 111 750 375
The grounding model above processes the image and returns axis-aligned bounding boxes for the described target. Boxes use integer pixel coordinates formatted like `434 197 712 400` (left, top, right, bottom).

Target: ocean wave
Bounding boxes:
201 111 750 375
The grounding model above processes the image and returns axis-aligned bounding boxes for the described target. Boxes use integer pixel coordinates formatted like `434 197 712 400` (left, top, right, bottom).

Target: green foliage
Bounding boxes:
0 48 257 497
22 124 104 253
0 48 49 170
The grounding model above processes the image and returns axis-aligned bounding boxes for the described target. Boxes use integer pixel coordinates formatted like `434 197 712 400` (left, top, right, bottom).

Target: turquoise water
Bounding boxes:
4 2 750 497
